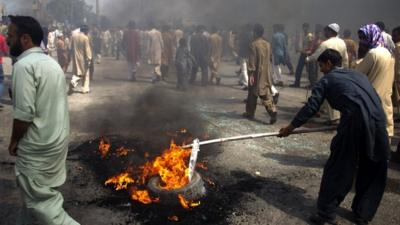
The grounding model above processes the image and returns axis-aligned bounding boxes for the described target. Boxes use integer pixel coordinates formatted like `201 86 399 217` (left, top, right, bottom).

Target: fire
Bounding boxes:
141 142 191 190
178 194 200 209
130 188 159 204
204 177 216 187
99 137 111 158
102 133 204 209
168 215 179 222
116 147 130 157
196 162 208 170
104 172 134 191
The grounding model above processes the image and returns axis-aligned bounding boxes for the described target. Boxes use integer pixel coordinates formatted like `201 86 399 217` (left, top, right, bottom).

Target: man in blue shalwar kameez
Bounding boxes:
279 49 389 225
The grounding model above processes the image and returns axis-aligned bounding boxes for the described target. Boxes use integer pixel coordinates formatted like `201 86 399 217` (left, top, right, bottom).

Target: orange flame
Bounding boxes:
178 194 200 209
168 215 179 222
99 137 111 158
104 172 134 191
130 188 159 204
102 134 203 209
204 177 216 187
116 147 131 157
141 142 191 190
196 162 208 170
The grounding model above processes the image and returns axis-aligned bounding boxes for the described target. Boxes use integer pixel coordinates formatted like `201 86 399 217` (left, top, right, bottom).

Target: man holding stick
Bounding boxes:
279 49 389 225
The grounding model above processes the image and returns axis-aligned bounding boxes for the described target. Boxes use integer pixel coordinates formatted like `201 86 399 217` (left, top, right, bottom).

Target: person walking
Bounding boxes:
7 15 80 225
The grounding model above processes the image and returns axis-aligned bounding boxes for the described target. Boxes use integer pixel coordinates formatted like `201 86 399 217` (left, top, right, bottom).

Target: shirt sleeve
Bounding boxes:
291 77 328 128
307 42 327 62
12 64 36 122
355 52 374 76
84 36 93 61
247 43 256 73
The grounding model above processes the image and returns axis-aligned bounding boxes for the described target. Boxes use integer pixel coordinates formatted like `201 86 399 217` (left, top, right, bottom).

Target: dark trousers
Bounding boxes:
317 115 387 221
308 61 319 87
190 62 209 86
161 64 169 78
0 64 4 100
176 68 188 90
294 53 308 85
246 85 276 116
284 51 294 73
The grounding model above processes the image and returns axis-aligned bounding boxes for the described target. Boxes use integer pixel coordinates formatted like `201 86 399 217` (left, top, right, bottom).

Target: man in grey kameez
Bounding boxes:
7 16 79 225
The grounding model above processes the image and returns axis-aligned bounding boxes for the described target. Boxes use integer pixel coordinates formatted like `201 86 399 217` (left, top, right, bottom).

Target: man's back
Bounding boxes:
71 32 92 76
72 32 89 53
210 33 223 59
249 38 271 72
356 46 394 96
272 32 286 53
321 37 349 67
322 69 384 122
191 33 210 61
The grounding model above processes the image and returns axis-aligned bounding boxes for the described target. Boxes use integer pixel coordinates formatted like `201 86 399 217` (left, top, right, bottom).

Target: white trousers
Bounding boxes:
239 59 248 86
70 71 90 92
272 64 283 83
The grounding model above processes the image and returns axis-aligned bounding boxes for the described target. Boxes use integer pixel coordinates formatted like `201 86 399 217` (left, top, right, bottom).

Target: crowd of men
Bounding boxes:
0 14 400 225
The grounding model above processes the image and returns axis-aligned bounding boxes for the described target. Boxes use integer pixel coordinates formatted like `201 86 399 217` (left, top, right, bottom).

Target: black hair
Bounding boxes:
315 24 324 33
392 26 400 35
179 38 187 47
9 15 44 46
128 20 136 29
343 29 352 38
80 24 89 33
375 21 385 31
196 25 203 33
317 49 342 67
253 23 264 37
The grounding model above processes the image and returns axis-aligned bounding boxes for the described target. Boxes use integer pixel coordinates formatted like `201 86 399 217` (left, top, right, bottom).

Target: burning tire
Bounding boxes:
147 172 206 205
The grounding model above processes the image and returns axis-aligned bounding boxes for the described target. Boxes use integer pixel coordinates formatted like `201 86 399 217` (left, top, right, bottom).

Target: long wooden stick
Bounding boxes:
182 126 336 149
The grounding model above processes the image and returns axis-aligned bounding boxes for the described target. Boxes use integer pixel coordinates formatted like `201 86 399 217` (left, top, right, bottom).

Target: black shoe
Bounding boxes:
309 213 338 225
242 112 254 120
355 218 368 225
67 88 74 96
269 111 278 124
152 76 161 83
289 83 300 88
273 93 279 105
67 84 75 96
216 78 221 85
130 73 137 81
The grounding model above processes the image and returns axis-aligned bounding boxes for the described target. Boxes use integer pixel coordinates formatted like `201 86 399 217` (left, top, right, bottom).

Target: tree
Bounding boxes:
46 0 96 25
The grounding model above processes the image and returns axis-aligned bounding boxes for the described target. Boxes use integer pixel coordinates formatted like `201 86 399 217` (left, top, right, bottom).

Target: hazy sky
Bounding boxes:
1 0 400 32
